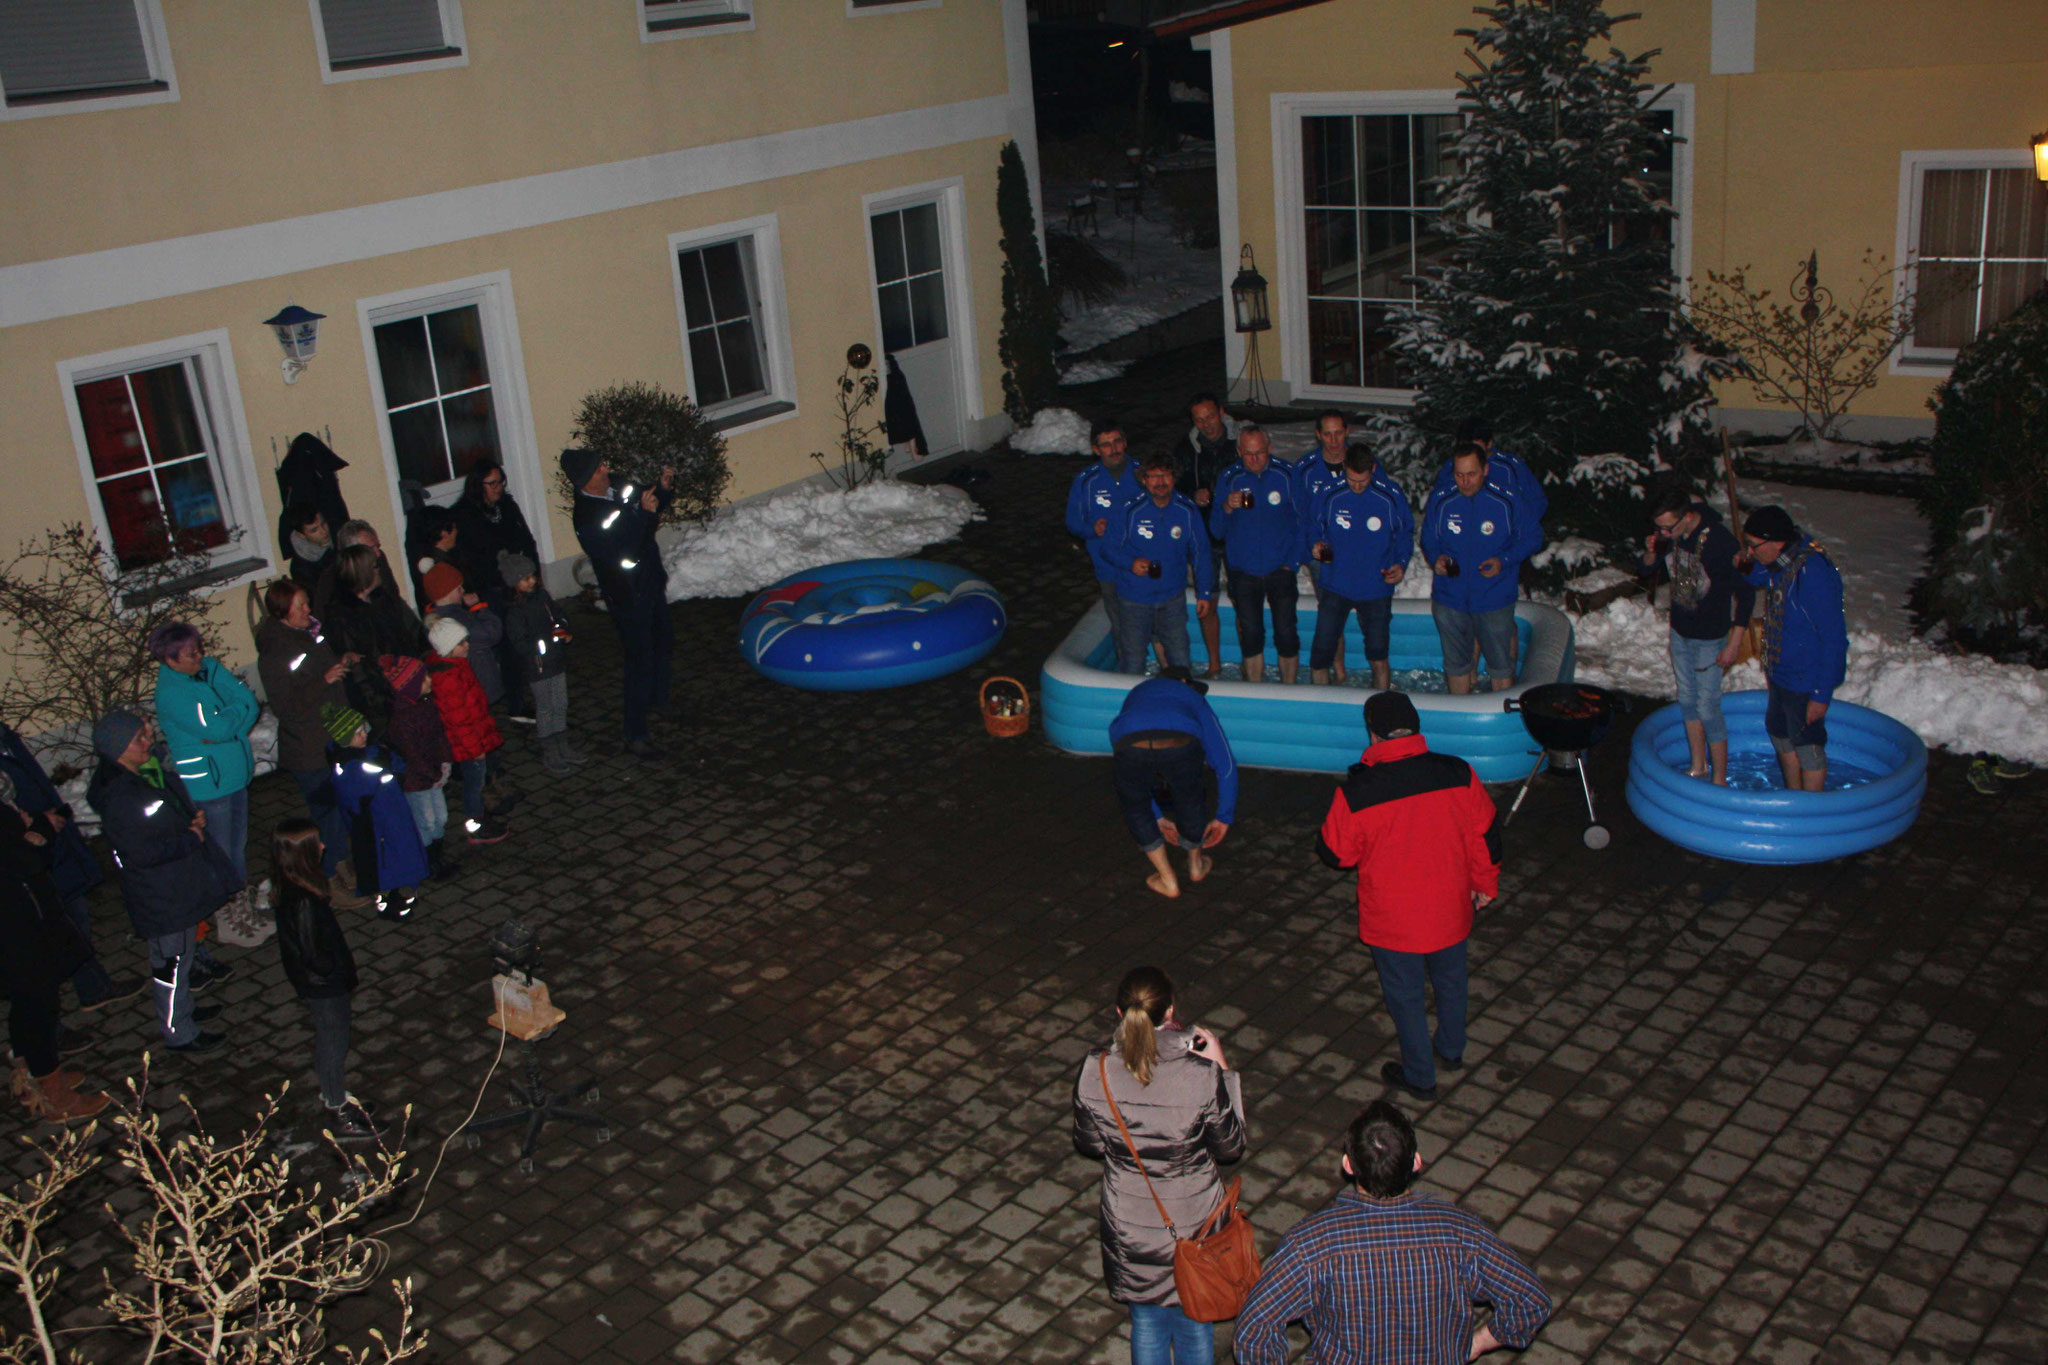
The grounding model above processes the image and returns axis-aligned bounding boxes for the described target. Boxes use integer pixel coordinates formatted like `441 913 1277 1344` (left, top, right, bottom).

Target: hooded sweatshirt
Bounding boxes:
1638 501 1755 641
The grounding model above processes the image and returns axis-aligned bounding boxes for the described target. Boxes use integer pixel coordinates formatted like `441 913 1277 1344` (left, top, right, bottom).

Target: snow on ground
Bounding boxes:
39 707 278 841
658 481 981 602
1010 408 1094 456
1735 478 1925 637
1052 161 1222 356
1736 436 1932 476
1058 357 1132 387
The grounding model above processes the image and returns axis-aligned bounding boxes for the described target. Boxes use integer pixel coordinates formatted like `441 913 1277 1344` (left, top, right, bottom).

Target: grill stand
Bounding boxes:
1503 749 1611 850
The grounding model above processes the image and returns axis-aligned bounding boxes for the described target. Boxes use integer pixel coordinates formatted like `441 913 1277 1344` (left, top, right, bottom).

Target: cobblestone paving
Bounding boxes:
16 345 2048 1362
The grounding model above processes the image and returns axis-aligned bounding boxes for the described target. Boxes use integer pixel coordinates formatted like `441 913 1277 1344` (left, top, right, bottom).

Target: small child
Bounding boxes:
420 560 504 704
424 616 509 845
378 654 460 881
321 702 428 921
270 817 384 1140
498 551 584 775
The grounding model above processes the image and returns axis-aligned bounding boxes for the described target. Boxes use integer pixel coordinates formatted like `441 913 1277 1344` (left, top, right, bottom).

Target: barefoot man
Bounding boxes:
1108 667 1235 898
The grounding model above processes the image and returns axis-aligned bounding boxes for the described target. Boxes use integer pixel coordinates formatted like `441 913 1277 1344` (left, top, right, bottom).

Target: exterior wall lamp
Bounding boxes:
263 304 326 384
1231 245 1271 334
2033 130 2048 184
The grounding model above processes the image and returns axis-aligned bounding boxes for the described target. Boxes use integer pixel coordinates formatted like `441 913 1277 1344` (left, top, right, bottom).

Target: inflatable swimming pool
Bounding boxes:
1040 593 1575 781
739 558 1005 691
1625 694 1927 865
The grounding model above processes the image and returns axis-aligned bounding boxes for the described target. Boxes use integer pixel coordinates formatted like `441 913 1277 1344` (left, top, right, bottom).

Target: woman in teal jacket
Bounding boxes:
150 623 261 884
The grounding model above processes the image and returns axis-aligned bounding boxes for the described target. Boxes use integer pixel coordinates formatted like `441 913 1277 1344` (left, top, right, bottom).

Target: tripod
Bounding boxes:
459 1032 610 1173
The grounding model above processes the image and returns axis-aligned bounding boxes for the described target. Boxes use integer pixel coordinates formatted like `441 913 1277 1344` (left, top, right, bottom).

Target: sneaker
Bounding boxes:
79 976 145 1011
1435 1052 1465 1073
1968 757 2000 795
377 889 418 923
1993 758 2034 780
191 960 237 993
55 1024 91 1056
464 815 510 846
1380 1060 1438 1101
325 1100 388 1141
164 1031 228 1055
504 705 537 726
193 1004 224 1023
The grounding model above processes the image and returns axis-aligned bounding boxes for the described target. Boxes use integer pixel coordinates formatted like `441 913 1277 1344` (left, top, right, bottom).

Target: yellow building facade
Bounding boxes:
0 0 1038 663
1198 0 2048 435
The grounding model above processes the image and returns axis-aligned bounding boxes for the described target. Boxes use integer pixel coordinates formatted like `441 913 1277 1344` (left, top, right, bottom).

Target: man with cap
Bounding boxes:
1318 693 1499 1100
1740 504 1848 792
563 447 677 762
85 710 241 1055
1108 667 1236 899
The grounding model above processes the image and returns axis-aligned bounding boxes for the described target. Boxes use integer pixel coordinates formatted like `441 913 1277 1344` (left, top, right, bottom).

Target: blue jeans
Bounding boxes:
1129 1302 1213 1365
457 757 488 821
1310 593 1392 670
1112 742 1210 851
291 769 347 876
404 786 447 845
195 788 250 885
1116 598 1190 675
1097 579 1126 644
1371 940 1468 1093
1668 632 1728 746
1431 601 1516 680
1226 565 1299 661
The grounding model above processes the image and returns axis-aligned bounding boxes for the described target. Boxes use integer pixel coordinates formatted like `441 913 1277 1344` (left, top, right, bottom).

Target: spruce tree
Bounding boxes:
996 140 1061 425
1371 0 1723 549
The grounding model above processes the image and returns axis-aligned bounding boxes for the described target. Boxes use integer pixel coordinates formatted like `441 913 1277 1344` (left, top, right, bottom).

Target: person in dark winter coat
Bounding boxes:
321 704 427 921
283 503 334 591
312 520 408 624
1110 670 1236 899
1638 484 1757 785
272 433 350 567
1318 693 1498 1101
1740 504 1849 792
565 447 678 761
1073 965 1245 1365
0 793 112 1123
325 543 429 736
0 722 136 1010
426 616 509 844
499 551 584 774
269 819 382 1140
86 710 241 1054
451 460 541 601
1209 424 1303 684
378 655 459 881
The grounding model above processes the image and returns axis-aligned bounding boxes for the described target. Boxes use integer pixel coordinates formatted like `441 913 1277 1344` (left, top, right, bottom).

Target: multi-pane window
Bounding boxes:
1301 112 1459 391
871 204 949 354
73 360 232 572
641 0 750 35
315 0 461 71
373 305 502 490
1908 167 2048 358
677 239 769 410
0 0 169 109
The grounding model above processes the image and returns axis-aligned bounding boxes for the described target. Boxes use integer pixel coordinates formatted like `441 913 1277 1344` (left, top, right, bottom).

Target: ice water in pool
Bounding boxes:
1695 751 1886 792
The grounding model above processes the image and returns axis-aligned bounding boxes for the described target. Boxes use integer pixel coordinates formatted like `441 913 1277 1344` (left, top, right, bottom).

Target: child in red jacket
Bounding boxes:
425 616 508 845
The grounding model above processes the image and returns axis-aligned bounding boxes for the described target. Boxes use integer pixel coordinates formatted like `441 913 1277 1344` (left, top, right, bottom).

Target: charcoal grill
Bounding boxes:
1502 683 1626 849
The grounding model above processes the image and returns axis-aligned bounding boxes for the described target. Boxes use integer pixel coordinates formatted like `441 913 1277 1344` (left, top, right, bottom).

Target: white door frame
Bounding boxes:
860 176 981 462
354 269 553 562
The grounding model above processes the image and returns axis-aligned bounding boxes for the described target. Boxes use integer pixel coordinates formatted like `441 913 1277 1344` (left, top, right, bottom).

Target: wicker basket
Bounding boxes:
980 676 1031 738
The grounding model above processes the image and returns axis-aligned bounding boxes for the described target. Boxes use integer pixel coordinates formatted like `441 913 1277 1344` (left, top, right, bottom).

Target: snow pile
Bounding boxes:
1059 358 1132 387
1168 81 1212 104
38 700 281 841
1010 408 1093 456
658 481 980 602
1050 190 1222 354
1531 536 1604 573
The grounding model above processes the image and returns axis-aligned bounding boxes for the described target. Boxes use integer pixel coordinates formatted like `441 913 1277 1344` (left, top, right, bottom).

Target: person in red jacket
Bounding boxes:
425 616 508 845
1318 692 1498 1101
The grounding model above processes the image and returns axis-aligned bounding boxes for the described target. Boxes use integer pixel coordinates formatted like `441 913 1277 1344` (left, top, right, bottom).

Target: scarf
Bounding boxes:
1759 539 1827 675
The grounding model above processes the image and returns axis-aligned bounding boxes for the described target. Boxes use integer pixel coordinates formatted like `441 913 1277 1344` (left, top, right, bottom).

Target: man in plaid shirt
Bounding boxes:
1234 1101 1551 1363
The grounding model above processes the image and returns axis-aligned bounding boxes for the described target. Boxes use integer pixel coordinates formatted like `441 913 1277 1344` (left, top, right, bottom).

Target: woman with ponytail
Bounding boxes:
1073 966 1246 1363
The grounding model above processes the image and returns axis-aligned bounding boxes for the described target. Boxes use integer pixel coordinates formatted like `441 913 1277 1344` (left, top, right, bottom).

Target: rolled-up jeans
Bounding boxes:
1227 565 1299 661
148 926 200 1045
1668 632 1728 746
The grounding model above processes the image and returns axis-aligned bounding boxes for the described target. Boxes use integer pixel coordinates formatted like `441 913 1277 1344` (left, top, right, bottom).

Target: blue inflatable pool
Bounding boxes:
739 558 1005 691
1626 694 1926 865
1039 592 1575 781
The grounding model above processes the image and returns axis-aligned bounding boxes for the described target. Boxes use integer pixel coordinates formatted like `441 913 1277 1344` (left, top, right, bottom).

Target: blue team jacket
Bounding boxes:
1743 539 1848 704
1304 476 1415 601
1429 447 1549 529
1108 678 1238 825
1208 462 1302 576
1105 493 1216 606
1065 460 1143 583
1293 451 1351 515
1420 484 1540 614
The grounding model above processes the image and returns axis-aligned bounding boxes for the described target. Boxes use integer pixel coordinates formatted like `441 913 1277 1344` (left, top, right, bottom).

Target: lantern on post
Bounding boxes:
263 304 326 385
1230 245 1271 334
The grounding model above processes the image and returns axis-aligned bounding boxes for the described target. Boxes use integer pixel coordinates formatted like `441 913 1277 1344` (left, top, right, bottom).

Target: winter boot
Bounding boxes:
556 732 590 768
9 1059 33 1112
427 839 464 880
377 887 418 923
329 863 376 912
539 733 576 776
483 775 524 818
325 1097 389 1141
464 813 510 846
31 1070 110 1124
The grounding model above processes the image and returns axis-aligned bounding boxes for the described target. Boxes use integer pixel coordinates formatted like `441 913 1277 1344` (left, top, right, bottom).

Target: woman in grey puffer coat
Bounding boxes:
1073 965 1246 1364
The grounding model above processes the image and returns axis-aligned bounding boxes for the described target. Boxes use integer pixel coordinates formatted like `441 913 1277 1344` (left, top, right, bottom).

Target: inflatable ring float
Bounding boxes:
1625 693 1927 865
739 558 1006 691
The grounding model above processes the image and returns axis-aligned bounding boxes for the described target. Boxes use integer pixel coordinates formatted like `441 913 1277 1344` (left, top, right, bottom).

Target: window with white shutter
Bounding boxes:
310 0 465 80
0 0 176 117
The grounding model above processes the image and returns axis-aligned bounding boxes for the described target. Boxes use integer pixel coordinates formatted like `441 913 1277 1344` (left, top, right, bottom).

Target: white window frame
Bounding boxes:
638 0 753 43
860 176 983 467
668 214 798 435
848 0 942 16
1892 149 2044 376
308 0 467 85
55 329 270 597
356 272 554 562
0 0 178 123
1270 85 1692 407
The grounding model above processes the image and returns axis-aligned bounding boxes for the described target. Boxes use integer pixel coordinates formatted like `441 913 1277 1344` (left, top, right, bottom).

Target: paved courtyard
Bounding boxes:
18 353 2048 1363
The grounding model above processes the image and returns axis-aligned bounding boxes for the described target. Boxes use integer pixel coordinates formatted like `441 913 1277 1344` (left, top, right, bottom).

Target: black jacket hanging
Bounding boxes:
274 432 351 551
883 354 930 458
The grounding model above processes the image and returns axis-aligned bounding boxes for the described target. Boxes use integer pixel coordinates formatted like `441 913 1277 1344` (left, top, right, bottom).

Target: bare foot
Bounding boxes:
1203 662 1223 679
1187 850 1213 883
1686 767 1709 780
1146 871 1181 898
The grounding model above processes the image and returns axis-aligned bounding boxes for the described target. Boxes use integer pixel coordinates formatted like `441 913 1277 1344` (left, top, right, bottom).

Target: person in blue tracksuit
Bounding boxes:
1420 444 1540 693
1304 447 1415 692
1739 505 1849 792
1295 411 1359 680
1103 451 1216 676
1065 418 1144 644
1209 424 1302 683
1108 669 1237 899
1429 416 1548 533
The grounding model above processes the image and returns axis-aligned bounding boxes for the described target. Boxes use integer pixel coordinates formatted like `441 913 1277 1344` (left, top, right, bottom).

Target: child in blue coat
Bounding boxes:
321 703 428 922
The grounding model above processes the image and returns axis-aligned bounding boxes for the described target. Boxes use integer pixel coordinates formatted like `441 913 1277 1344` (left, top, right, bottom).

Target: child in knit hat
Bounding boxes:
320 702 427 921
425 617 509 845
420 560 505 705
378 654 460 881
499 551 584 775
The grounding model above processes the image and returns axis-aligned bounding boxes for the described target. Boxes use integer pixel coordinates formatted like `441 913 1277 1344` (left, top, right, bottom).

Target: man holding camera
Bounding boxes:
1209 424 1302 683
563 448 678 762
1104 451 1215 676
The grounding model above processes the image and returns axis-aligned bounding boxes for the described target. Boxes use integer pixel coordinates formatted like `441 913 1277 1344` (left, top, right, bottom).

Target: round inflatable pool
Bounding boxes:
1625 693 1927 865
739 558 1005 692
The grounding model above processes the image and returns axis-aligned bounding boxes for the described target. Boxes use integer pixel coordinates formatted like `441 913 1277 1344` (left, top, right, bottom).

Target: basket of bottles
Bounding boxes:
980 676 1031 738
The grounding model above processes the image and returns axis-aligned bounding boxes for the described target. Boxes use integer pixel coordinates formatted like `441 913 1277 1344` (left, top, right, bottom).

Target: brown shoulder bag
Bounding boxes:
1097 1055 1261 1322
